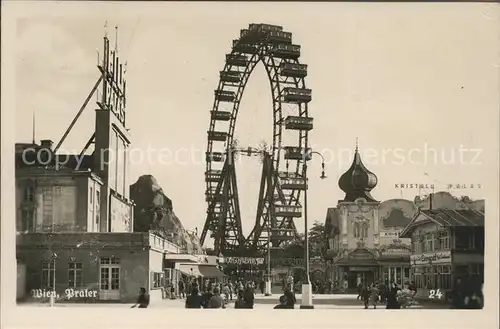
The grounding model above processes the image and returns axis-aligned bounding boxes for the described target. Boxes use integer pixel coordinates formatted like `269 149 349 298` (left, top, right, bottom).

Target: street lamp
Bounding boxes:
49 252 57 307
300 150 326 309
265 224 272 296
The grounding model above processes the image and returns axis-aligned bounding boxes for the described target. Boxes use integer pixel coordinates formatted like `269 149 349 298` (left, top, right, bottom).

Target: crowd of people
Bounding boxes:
180 277 299 309
132 275 483 310
356 281 416 309
355 277 484 310
184 279 256 309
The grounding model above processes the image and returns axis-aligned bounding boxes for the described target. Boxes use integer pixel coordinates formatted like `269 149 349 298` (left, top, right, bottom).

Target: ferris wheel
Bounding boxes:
200 23 314 256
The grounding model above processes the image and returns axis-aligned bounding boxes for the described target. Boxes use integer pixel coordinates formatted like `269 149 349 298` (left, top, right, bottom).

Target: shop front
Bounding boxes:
410 250 452 299
334 248 379 290
377 242 411 286
220 256 265 282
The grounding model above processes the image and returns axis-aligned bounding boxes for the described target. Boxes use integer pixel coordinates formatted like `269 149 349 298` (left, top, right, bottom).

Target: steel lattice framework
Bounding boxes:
200 24 314 256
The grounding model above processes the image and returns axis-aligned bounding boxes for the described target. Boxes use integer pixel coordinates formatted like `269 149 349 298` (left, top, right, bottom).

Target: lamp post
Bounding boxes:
265 223 272 296
300 151 326 309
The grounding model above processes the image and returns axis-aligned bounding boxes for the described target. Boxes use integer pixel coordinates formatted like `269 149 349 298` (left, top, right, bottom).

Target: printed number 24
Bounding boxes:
429 289 443 299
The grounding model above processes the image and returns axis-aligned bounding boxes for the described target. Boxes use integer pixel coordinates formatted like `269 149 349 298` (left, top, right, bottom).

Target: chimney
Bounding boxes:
40 139 54 150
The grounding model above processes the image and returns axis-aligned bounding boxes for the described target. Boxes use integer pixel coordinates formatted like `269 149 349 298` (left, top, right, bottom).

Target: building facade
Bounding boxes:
400 208 484 300
324 147 413 289
324 147 485 292
15 35 213 304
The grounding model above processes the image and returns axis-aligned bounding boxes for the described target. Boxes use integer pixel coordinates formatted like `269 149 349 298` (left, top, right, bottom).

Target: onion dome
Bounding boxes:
338 141 378 202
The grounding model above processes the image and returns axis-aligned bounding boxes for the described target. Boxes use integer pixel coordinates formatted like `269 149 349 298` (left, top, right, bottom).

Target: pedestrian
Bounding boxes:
131 287 150 308
201 284 214 308
243 282 255 309
222 283 230 303
234 289 246 309
385 283 401 309
179 279 185 298
259 280 265 294
451 277 466 309
283 286 296 308
370 283 379 309
356 282 363 300
361 284 370 309
228 282 233 300
208 286 226 309
274 295 293 309
185 284 203 308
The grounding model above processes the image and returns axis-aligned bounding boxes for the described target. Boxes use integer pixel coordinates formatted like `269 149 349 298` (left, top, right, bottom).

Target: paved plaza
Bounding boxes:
19 294 449 309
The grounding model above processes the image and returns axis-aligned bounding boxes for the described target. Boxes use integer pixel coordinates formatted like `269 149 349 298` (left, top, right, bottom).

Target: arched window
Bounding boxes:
361 222 368 238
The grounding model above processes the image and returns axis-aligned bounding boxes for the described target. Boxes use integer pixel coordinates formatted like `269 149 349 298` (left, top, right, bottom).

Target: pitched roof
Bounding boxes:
400 208 484 238
421 209 484 227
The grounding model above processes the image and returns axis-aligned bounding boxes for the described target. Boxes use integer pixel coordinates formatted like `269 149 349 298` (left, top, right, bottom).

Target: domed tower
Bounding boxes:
338 141 378 202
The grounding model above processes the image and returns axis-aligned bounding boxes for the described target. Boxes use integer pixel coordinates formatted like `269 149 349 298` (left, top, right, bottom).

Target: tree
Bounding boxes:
281 222 327 259
308 221 327 259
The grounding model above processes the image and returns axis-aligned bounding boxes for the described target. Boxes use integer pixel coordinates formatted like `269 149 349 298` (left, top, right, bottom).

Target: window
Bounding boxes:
361 223 368 238
474 229 485 252
41 261 55 289
21 209 33 232
412 267 424 289
353 223 360 238
433 232 440 250
89 187 93 204
151 272 164 289
100 267 109 290
24 185 34 202
100 257 120 265
438 230 450 250
423 233 434 252
100 257 120 291
111 268 120 290
468 231 475 250
436 265 452 290
353 222 368 238
68 262 83 288
454 228 469 250
95 191 100 225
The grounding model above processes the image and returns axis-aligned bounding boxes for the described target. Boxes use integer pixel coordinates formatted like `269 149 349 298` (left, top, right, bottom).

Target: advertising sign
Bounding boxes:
410 251 451 265
380 231 401 238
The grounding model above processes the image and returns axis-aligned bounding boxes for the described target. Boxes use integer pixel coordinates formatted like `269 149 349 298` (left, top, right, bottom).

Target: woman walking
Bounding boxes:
369 283 379 309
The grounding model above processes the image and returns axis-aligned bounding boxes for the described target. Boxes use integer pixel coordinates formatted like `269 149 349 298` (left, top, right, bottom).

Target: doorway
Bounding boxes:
348 269 374 288
99 257 121 300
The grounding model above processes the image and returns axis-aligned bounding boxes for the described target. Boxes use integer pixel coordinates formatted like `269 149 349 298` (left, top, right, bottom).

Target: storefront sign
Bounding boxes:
380 231 400 238
381 246 410 256
223 257 265 265
348 249 375 260
349 267 375 272
410 251 451 265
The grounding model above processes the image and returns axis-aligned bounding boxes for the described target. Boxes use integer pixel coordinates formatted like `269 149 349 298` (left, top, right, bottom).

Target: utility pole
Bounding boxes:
265 219 272 296
300 151 326 309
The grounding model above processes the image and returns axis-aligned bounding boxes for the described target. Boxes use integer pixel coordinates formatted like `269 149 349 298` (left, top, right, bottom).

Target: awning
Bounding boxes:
178 264 204 277
165 254 198 263
199 265 226 278
177 264 226 278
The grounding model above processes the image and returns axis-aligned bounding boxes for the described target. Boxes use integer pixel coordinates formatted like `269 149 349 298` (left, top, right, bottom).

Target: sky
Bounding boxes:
14 2 499 244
